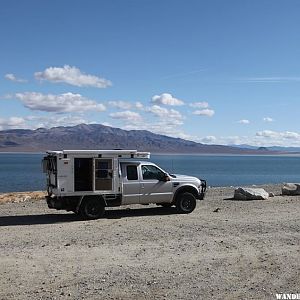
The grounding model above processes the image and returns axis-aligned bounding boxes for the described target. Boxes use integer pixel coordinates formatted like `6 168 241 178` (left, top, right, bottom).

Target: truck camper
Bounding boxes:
42 150 206 219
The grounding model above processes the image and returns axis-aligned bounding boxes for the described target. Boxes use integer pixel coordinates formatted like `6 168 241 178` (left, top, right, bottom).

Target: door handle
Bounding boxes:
141 183 144 189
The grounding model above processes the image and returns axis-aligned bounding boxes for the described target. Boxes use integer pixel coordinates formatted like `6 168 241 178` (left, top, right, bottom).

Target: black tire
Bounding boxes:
175 192 196 214
80 198 105 220
159 203 173 208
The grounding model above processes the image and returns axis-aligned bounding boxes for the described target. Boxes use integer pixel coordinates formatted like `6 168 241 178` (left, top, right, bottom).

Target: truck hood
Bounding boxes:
170 174 201 184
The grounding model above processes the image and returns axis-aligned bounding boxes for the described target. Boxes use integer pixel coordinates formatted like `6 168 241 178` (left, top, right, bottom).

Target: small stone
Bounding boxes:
282 183 300 196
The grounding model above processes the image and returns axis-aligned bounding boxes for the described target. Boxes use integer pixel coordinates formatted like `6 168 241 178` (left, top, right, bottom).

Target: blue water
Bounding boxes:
0 153 300 192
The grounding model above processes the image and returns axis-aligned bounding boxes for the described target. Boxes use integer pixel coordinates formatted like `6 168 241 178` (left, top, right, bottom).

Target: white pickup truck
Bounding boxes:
42 150 206 219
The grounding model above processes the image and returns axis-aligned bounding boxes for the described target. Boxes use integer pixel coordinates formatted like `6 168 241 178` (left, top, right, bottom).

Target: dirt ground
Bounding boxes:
0 185 299 300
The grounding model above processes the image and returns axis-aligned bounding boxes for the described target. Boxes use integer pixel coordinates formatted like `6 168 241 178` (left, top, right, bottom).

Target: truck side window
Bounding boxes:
127 165 138 180
142 165 164 180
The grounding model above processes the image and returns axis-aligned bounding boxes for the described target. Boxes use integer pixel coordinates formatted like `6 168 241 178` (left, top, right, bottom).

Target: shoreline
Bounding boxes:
1 151 300 156
0 183 285 204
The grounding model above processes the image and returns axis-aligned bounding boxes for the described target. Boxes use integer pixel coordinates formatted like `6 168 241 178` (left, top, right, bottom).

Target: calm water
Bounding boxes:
0 153 299 192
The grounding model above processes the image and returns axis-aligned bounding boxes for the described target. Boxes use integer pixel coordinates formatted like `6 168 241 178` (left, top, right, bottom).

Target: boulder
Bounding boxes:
234 187 269 200
282 183 300 196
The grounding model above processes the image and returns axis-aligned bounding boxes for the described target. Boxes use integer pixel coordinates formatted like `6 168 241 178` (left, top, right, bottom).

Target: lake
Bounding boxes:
0 153 299 192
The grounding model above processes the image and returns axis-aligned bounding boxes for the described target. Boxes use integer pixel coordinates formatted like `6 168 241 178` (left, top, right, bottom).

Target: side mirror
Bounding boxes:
159 173 170 182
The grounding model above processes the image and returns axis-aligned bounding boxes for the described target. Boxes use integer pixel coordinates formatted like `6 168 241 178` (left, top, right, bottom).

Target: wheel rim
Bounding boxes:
181 197 192 211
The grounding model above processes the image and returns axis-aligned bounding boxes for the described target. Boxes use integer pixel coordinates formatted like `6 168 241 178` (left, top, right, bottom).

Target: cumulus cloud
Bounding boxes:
135 102 144 110
151 93 184 106
238 119 250 124
15 92 106 113
109 110 142 122
256 130 300 140
108 100 132 110
5 73 27 83
109 104 186 138
146 105 184 124
193 109 215 117
0 117 27 130
34 65 112 88
263 117 274 122
26 115 91 129
201 136 217 144
189 102 209 109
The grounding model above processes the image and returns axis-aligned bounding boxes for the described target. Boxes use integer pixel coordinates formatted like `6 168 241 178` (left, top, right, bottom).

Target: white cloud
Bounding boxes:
254 130 300 146
256 130 300 140
15 92 106 113
122 122 190 139
242 77 300 83
201 136 217 144
109 110 142 122
25 115 90 129
263 117 274 122
135 101 144 110
108 100 132 110
0 117 27 129
238 119 250 124
146 105 184 124
151 93 184 106
193 109 215 117
5 73 27 83
109 104 185 138
101 122 112 127
34 65 112 88
189 101 209 109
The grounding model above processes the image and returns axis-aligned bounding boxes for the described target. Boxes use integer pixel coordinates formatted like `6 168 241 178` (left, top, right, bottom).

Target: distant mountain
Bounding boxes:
231 144 300 153
0 123 280 154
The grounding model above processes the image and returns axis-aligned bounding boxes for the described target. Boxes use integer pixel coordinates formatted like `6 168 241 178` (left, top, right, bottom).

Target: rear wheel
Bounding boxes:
80 198 105 220
175 192 196 214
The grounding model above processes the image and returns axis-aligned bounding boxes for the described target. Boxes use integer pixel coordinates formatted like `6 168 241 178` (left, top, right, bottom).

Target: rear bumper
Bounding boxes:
46 195 80 211
46 195 62 209
199 179 207 200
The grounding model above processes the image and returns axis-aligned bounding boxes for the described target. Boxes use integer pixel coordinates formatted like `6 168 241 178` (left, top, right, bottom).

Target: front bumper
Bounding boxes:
199 179 207 200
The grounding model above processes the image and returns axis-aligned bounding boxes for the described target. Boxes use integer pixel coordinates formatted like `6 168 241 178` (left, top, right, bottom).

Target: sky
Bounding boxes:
1 0 300 147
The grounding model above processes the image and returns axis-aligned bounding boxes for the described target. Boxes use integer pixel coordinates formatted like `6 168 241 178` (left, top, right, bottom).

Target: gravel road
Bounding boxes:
0 185 300 300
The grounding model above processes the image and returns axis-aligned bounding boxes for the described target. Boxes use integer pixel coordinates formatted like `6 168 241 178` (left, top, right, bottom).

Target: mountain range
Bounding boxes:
0 123 290 154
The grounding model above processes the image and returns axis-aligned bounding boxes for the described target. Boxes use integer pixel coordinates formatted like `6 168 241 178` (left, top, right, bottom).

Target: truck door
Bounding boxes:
139 164 173 204
121 163 141 205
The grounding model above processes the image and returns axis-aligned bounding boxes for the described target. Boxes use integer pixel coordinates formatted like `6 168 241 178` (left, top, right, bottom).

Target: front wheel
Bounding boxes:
175 192 196 214
80 198 105 220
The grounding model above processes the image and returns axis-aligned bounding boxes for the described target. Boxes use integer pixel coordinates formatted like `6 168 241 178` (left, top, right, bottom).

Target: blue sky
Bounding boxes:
1 0 300 146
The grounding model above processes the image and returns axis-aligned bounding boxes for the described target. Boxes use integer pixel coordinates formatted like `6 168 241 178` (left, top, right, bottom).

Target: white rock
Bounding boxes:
234 187 269 200
282 183 300 196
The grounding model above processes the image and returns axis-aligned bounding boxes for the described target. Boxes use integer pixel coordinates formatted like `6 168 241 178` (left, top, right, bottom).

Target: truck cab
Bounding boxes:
42 150 206 219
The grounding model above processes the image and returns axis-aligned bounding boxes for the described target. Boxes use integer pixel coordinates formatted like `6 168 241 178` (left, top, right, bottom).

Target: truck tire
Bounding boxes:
175 192 196 214
80 198 105 220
